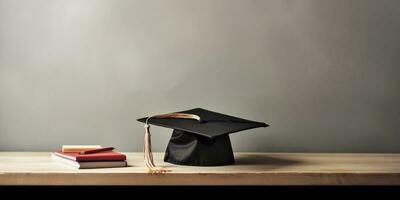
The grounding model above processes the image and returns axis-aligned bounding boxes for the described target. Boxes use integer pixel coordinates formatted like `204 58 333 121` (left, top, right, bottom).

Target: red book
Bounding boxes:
53 150 126 162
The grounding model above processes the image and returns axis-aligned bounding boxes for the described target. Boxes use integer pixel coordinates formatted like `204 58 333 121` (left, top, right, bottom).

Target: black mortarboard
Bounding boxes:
137 108 268 171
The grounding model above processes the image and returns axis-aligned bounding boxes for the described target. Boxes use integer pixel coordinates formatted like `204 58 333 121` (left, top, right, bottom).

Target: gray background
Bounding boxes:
0 0 399 152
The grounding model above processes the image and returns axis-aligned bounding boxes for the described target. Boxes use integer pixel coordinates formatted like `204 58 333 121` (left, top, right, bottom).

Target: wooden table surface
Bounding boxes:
0 152 399 185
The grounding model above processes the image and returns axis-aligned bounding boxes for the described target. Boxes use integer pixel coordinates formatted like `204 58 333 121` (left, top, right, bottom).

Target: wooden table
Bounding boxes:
0 152 399 185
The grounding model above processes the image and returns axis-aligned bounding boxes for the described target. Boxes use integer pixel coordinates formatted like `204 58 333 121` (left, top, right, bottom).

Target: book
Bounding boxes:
53 150 126 162
52 154 127 169
62 145 102 153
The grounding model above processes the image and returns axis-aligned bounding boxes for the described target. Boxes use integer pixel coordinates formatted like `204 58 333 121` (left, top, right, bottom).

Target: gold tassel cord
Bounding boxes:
143 113 201 174
151 113 202 122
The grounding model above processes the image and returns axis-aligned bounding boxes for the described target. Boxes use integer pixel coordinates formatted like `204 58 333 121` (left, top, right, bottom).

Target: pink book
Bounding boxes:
53 150 126 162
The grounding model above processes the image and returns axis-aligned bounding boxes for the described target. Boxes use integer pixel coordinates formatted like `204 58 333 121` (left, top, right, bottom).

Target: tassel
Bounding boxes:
143 113 201 174
143 122 168 174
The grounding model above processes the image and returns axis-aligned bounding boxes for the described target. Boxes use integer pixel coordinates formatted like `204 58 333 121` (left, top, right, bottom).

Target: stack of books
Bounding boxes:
52 145 127 169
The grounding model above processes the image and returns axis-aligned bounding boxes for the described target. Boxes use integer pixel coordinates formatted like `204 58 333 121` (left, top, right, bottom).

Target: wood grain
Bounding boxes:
0 152 399 185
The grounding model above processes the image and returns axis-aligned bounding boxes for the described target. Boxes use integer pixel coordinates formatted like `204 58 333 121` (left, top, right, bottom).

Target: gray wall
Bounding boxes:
0 0 399 152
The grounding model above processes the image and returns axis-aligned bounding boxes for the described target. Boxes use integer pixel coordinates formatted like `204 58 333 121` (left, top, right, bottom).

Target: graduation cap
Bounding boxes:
137 108 268 173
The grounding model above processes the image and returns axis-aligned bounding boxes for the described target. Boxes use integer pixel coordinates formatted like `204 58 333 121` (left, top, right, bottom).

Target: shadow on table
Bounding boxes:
234 154 301 168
